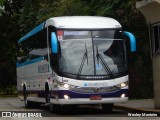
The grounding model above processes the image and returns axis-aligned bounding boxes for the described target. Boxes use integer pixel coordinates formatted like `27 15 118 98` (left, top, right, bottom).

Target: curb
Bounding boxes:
114 105 160 114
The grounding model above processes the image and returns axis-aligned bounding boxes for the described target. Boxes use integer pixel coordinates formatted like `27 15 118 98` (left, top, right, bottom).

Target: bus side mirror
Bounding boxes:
51 32 58 54
124 31 136 52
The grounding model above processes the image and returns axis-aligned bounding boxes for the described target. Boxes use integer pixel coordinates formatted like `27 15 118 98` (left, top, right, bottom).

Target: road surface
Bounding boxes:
0 97 159 120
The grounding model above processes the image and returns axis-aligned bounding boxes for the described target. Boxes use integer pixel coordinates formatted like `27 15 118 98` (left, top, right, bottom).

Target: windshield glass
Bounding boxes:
92 30 126 75
57 30 127 78
59 31 94 75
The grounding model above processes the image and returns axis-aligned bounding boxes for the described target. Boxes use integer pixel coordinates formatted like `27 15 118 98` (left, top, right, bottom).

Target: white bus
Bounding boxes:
17 16 136 112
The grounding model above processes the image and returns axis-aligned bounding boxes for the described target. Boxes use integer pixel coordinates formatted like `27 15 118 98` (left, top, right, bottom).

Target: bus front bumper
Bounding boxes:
50 97 128 105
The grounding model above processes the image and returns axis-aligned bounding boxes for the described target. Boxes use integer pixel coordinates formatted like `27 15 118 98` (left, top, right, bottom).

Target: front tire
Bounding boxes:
49 104 61 113
24 95 32 108
45 83 50 103
23 85 32 108
102 103 114 112
23 85 41 108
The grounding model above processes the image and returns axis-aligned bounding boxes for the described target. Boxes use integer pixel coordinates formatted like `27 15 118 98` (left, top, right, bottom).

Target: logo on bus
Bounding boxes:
84 82 107 87
93 88 99 92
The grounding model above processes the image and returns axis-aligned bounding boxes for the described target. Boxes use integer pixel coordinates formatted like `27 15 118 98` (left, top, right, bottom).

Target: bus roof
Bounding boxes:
45 16 122 29
18 16 122 43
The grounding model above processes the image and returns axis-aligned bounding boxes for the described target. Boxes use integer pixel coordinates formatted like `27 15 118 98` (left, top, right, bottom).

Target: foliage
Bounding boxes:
0 0 5 5
0 0 153 98
0 0 22 89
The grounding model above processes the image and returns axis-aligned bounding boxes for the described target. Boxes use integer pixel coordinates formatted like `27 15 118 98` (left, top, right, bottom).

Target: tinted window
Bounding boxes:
17 29 47 63
152 25 160 55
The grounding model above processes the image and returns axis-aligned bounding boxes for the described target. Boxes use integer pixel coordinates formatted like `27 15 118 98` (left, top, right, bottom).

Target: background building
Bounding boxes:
137 0 160 109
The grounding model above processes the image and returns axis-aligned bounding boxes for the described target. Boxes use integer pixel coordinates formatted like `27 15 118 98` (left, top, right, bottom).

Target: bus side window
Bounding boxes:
17 56 26 63
17 44 28 64
19 29 48 64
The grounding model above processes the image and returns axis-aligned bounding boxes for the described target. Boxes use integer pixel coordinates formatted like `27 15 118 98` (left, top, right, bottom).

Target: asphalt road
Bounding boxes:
0 97 159 120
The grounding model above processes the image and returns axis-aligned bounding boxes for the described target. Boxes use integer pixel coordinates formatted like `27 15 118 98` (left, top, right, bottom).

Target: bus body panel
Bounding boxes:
61 75 128 88
51 97 128 105
17 58 52 100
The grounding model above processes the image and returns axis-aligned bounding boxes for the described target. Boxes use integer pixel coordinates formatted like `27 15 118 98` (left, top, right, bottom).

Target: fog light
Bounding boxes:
121 94 126 98
64 94 70 100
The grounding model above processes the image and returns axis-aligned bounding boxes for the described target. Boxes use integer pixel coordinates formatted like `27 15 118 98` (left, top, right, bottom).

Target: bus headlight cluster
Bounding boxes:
63 84 70 89
121 83 126 88
57 81 76 89
117 81 128 88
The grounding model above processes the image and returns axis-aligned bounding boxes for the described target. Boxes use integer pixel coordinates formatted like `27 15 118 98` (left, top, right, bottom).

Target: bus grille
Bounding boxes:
70 86 120 93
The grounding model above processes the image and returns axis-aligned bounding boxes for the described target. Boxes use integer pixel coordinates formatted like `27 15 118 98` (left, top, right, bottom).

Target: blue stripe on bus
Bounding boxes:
18 22 45 43
16 57 44 67
56 89 128 99
18 89 128 99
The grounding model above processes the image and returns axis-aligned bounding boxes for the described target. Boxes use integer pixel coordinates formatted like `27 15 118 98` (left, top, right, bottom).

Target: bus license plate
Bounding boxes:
90 95 102 100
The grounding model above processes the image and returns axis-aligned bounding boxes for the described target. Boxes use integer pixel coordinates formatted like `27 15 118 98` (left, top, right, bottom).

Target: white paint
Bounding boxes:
62 75 128 88
45 16 122 29
50 97 128 105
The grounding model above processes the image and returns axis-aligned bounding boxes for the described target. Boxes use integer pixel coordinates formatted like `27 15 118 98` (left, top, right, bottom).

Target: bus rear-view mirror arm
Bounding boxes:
124 31 136 52
51 32 58 54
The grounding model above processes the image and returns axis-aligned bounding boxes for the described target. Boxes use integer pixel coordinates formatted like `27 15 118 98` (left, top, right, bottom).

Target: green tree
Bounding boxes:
0 0 23 92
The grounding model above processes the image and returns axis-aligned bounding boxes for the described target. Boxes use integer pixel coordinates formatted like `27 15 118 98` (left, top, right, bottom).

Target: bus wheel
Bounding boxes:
45 83 50 103
23 85 31 108
62 105 78 110
49 104 61 113
23 85 41 108
24 95 32 108
101 103 114 112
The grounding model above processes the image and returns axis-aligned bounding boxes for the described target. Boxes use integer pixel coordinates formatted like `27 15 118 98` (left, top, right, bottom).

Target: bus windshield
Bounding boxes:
57 29 127 79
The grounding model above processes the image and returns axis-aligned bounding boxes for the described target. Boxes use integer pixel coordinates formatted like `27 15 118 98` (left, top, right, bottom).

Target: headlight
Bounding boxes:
121 82 126 88
56 81 76 89
117 81 128 88
63 84 70 89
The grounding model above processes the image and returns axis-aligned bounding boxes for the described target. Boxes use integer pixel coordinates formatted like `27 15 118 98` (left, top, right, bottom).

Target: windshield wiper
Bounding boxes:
96 44 114 79
76 44 88 79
